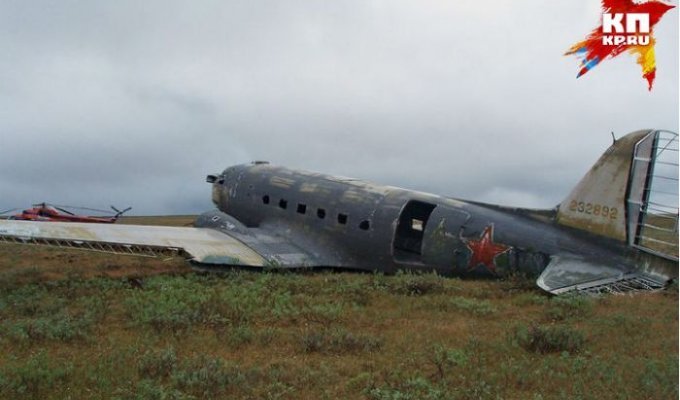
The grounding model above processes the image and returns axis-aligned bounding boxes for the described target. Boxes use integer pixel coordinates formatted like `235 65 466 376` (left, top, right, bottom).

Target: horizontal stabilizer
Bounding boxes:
0 220 265 266
536 255 667 294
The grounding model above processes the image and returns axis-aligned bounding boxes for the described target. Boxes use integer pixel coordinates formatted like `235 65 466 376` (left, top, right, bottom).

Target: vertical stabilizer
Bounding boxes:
556 130 654 242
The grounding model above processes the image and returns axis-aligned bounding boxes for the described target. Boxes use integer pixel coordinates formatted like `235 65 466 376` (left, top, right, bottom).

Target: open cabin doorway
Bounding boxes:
393 200 437 263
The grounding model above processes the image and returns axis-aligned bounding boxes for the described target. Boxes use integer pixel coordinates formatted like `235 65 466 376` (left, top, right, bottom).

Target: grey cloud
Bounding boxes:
0 0 677 215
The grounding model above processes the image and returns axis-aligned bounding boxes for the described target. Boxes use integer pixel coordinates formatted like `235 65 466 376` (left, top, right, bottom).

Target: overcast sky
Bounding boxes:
1 0 678 215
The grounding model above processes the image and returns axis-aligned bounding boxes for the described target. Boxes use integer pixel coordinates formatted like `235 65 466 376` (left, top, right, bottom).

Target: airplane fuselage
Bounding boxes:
201 163 648 279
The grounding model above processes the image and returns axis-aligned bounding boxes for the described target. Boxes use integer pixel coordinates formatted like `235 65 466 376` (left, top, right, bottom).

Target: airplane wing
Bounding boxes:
0 219 266 266
536 255 667 295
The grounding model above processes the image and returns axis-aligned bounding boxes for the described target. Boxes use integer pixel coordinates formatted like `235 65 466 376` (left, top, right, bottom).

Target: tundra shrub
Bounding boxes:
388 272 445 296
1 311 95 343
116 379 191 400
516 324 585 354
300 329 383 354
429 344 468 380
0 351 72 397
366 377 449 400
544 295 593 321
138 347 178 379
170 356 245 398
449 296 497 316
125 287 209 332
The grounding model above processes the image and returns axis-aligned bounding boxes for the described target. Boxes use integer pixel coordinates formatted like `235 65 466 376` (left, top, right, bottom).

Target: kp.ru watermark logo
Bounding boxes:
602 13 651 45
565 0 675 90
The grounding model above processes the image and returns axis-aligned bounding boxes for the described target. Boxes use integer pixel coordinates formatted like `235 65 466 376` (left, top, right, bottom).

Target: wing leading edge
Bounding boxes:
0 219 266 266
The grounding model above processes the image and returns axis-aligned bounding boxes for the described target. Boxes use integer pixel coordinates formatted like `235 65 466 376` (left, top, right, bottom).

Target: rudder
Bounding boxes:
556 129 678 261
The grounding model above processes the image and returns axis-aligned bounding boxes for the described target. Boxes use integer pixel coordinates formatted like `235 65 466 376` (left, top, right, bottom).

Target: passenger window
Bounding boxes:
279 199 288 209
359 220 370 230
297 204 307 214
337 213 348 224
262 195 270 205
317 208 326 219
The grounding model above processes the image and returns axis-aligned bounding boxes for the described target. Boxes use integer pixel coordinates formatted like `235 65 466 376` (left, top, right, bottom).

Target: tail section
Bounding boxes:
556 129 678 261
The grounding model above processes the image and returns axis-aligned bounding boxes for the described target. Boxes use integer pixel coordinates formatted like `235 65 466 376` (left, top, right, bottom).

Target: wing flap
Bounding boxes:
0 220 265 266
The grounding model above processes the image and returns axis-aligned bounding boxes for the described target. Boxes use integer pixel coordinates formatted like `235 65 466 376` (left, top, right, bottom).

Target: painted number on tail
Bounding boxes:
569 200 618 220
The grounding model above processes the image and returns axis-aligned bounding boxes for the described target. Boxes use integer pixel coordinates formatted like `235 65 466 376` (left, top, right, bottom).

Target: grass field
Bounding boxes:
0 217 677 399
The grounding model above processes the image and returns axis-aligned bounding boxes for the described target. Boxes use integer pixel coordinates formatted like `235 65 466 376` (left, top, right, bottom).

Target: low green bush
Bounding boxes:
512 292 548 306
300 328 383 354
448 296 497 316
124 283 210 332
386 271 445 296
0 351 72 397
0 311 96 343
138 347 178 380
115 379 192 400
544 295 593 321
227 325 254 347
429 344 468 380
365 376 449 400
170 356 245 398
515 324 586 354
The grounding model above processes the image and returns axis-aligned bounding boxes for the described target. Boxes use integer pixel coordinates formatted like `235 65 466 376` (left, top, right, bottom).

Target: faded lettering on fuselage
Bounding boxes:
270 176 295 189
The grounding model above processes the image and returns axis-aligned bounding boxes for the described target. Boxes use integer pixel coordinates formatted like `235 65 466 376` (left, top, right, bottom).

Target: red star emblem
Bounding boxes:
462 225 510 274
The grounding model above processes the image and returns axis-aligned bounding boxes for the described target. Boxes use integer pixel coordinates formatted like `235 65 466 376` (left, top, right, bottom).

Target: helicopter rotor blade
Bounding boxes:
53 204 111 214
54 206 76 216
0 208 21 215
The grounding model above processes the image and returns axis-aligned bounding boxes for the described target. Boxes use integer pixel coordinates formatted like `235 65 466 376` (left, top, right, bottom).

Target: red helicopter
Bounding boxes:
2 203 131 223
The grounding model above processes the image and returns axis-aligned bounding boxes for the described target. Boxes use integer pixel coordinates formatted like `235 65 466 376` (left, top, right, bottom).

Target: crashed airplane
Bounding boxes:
0 129 677 295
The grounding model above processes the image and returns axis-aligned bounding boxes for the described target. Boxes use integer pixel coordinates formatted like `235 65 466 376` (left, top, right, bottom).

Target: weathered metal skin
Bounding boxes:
191 129 679 294
198 161 669 283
